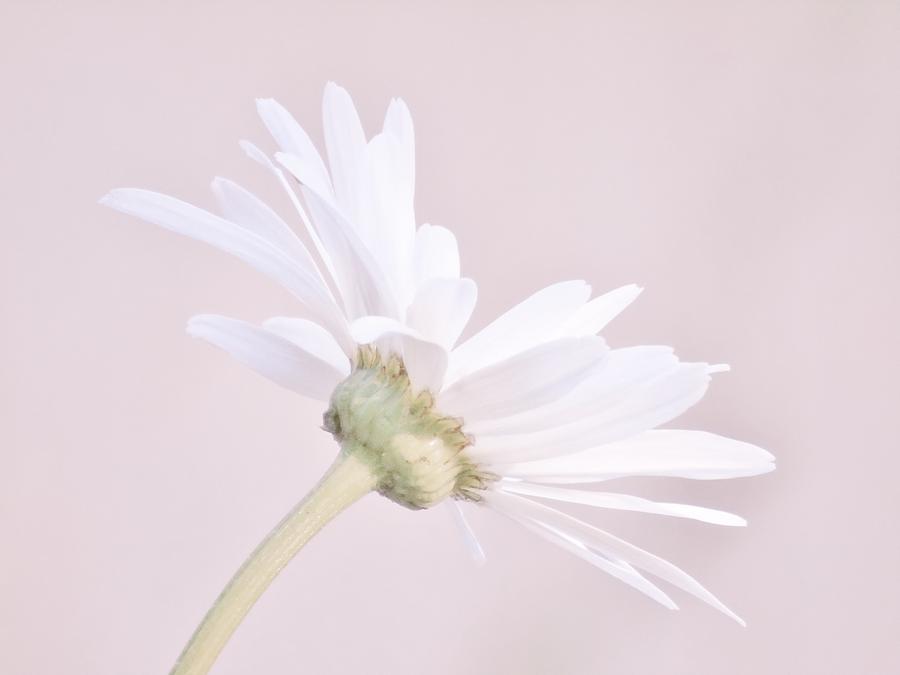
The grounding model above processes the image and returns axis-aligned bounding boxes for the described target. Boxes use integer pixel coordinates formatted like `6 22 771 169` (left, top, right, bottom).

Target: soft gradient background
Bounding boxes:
3 1 899 673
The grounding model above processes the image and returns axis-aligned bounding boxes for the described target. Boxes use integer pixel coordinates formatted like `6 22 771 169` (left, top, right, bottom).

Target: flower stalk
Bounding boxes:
169 452 377 675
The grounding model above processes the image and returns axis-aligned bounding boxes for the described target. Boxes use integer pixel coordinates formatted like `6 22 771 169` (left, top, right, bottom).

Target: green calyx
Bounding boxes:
323 347 492 509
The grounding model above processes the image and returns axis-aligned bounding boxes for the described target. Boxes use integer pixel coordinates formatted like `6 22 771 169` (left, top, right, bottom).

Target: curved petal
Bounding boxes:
468 362 714 463
414 224 460 287
488 490 745 624
493 430 776 482
490 493 677 610
256 98 334 199
99 188 353 354
467 346 679 436
439 336 608 422
210 177 331 296
349 316 448 393
560 284 643 336
499 481 746 526
446 501 486 565
303 186 399 320
446 280 592 385
406 277 478 350
322 82 371 233
262 317 350 377
187 315 346 400
367 131 416 306
238 140 338 287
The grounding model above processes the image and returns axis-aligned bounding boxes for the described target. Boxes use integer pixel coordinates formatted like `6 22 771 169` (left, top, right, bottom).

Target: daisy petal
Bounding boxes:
367 131 416 305
256 98 334 199
413 224 460 287
491 494 678 609
210 177 330 293
446 501 486 565
406 277 478 350
560 284 643 336
439 336 608 422
382 97 415 196
99 188 352 353
262 317 350 377
322 82 370 230
496 430 776 482
467 345 678 436
349 316 448 393
187 315 346 400
446 280 593 385
302 186 399 320
238 140 338 286
469 362 713 463
489 490 744 624
499 481 746 526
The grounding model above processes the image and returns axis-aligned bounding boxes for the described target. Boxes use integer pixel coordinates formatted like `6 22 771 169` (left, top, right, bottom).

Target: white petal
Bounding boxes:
276 152 336 204
366 132 416 306
491 493 677 609
99 188 352 354
349 316 448 393
489 490 745 624
302 186 399 320
406 277 478 350
262 317 350 377
382 97 415 198
322 82 371 230
496 430 776 483
469 362 713 463
439 336 608 422
560 284 643 336
256 98 334 199
238 140 338 287
467 346 678 436
499 481 746 526
414 224 460 287
446 281 592 385
446 501 486 565
210 177 331 295
187 315 345 400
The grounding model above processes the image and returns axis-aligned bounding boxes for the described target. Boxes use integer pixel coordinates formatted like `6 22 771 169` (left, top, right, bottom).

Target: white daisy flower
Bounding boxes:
101 83 774 674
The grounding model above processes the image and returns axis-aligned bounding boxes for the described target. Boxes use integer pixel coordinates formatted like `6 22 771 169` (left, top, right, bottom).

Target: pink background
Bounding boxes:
3 1 899 673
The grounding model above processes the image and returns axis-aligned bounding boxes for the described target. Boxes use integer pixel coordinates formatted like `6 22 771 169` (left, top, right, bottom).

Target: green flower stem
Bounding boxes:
169 452 377 675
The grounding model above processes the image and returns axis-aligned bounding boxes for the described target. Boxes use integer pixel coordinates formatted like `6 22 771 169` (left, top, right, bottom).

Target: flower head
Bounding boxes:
101 83 774 626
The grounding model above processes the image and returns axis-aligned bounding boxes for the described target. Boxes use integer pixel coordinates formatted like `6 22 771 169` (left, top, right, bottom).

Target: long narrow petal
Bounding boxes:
349 316 448 393
382 97 415 199
446 281 592 385
99 188 352 353
467 346 678 436
494 430 776 482
187 315 346 400
413 224 460 287
302 186 399 320
238 140 339 289
489 490 745 624
256 98 334 200
406 277 478 350
490 494 678 610
366 131 416 305
560 284 643 336
210 177 331 297
468 362 713 463
439 336 608 422
322 82 370 230
446 501 486 565
499 481 746 526
262 317 350 377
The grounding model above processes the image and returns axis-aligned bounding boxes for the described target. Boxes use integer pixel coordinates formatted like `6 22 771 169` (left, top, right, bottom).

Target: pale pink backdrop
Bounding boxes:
2 1 899 673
